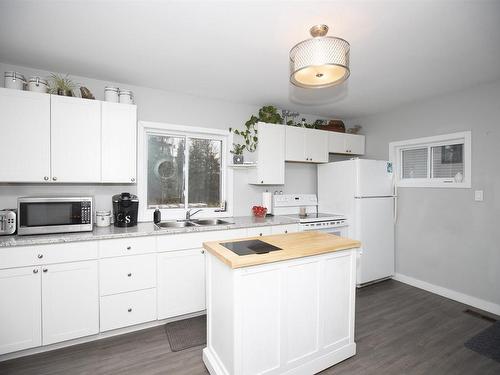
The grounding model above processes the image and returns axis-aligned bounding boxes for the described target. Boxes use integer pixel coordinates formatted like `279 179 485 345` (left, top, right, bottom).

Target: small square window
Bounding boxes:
402 148 428 179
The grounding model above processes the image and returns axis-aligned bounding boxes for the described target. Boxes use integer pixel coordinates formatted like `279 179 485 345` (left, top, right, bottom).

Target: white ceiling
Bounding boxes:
1 0 499 119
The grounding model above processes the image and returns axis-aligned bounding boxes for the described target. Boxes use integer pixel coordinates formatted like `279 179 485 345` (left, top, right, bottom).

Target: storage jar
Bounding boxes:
119 89 134 104
28 76 49 93
104 86 119 102
4 71 26 90
96 210 112 227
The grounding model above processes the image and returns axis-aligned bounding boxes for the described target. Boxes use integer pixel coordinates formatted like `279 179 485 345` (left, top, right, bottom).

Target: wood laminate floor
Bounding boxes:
1 280 499 375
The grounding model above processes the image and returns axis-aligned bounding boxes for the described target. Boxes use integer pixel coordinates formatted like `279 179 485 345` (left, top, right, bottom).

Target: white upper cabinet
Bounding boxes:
328 132 365 155
51 95 101 182
285 127 329 163
249 122 285 185
101 102 137 183
0 88 51 182
305 128 329 163
0 89 137 183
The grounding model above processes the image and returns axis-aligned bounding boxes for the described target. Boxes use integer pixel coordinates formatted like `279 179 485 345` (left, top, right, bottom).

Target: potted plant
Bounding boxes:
230 143 246 164
48 73 78 97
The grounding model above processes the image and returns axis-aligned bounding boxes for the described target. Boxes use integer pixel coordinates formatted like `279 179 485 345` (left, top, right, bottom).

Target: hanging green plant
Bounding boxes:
228 105 283 154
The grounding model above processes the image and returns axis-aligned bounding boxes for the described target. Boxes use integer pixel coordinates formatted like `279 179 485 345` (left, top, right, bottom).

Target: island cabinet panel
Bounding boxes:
157 249 206 319
238 268 281 375
204 247 357 375
285 261 320 364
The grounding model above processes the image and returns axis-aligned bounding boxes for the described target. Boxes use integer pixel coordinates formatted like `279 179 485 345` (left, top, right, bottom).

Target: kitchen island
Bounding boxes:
202 231 361 375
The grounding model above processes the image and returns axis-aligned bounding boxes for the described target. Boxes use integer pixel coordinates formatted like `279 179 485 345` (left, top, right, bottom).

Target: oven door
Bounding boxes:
302 225 348 237
17 198 92 235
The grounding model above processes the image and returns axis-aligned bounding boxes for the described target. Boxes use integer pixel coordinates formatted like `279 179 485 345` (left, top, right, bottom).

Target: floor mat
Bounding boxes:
465 321 500 363
165 315 206 352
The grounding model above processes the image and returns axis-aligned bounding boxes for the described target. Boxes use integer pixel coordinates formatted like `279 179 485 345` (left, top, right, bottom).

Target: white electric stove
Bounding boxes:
272 194 348 235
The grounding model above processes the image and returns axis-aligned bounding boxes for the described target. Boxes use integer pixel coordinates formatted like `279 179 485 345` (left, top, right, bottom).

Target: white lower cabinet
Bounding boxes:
41 260 99 345
100 288 157 332
0 267 42 355
157 249 206 319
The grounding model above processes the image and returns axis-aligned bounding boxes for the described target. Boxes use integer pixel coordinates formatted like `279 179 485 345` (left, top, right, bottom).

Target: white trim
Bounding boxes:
137 121 233 222
389 131 471 188
393 273 500 316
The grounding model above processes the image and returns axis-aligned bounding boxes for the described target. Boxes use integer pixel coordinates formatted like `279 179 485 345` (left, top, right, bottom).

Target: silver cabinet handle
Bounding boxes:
43 176 49 181
43 268 48 273
126 246 131 250
33 269 39 274
131 178 135 182
127 273 132 277
52 176 57 181
37 254 43 259
128 308 132 312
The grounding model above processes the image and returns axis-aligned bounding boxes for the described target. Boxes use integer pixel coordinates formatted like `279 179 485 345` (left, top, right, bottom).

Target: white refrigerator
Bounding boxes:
318 159 396 285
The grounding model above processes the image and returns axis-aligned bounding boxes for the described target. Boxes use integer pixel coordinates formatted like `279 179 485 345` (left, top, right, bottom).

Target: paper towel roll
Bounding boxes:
262 192 273 215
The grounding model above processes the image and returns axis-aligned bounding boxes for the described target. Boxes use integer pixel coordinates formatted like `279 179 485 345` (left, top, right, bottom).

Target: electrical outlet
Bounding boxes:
474 190 484 201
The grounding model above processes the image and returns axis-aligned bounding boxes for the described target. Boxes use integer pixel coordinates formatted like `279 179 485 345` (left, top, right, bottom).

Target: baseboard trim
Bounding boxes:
393 273 500 316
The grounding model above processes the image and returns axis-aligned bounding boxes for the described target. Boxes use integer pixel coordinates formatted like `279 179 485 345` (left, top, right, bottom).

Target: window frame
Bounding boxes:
137 121 233 222
389 131 471 188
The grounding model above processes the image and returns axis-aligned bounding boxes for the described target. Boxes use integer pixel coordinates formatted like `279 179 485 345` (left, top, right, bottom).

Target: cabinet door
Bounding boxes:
251 122 285 185
305 129 329 163
101 102 137 183
344 134 365 155
157 249 206 319
42 260 99 345
0 88 51 182
285 126 306 162
50 95 101 182
0 266 41 355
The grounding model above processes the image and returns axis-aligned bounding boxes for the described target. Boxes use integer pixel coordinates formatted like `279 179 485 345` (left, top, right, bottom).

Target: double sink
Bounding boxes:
155 218 234 229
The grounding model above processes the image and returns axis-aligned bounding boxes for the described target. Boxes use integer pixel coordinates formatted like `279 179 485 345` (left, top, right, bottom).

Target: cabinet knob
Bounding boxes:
285 230 288 234
37 254 43 259
52 176 57 181
261 180 264 184
201 250 205 254
126 246 131 250
43 268 48 273
259 233 263 236
43 176 49 181
33 269 39 274
131 178 135 182
127 273 132 277
128 308 132 312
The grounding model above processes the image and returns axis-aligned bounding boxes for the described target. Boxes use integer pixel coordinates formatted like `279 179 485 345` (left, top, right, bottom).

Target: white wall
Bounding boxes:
0 62 317 216
351 79 500 308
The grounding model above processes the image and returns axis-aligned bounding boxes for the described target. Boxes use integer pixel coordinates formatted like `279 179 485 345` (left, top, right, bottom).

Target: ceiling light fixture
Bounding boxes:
289 24 350 89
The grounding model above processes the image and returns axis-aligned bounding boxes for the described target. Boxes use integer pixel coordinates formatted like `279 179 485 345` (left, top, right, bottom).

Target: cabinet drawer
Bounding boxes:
99 236 156 258
157 229 246 252
246 226 273 237
0 241 98 269
271 224 299 235
100 288 156 332
99 254 156 296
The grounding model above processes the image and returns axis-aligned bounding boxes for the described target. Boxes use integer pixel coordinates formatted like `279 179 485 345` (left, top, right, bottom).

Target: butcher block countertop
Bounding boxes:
203 231 361 269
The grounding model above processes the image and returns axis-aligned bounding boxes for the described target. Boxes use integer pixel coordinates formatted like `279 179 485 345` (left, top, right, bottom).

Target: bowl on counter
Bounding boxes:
252 206 267 217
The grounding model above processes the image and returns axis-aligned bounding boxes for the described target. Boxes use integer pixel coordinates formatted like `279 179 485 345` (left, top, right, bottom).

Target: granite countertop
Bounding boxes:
204 231 361 269
0 216 299 247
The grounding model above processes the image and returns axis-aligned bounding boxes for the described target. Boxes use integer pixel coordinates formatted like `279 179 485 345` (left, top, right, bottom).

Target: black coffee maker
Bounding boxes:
112 193 139 227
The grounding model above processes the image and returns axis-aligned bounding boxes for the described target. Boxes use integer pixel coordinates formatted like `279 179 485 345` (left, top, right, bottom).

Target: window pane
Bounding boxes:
188 138 222 208
431 143 464 179
147 134 185 209
402 148 428 179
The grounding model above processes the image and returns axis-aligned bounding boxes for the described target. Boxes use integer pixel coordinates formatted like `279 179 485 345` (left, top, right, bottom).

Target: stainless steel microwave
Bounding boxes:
17 197 93 236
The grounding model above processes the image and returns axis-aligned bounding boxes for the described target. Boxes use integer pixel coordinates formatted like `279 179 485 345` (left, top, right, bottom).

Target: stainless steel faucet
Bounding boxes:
185 208 202 221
